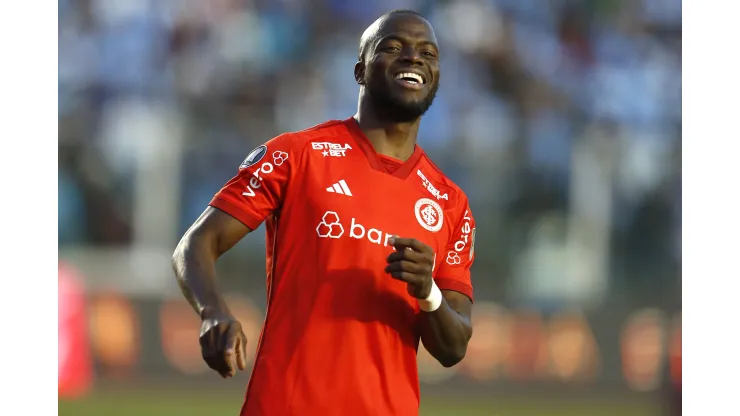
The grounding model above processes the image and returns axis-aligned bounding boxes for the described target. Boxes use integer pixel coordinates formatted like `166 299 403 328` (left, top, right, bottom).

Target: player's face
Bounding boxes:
362 14 440 123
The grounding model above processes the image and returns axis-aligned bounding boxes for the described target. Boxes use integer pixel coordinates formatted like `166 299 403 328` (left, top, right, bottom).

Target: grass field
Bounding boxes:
59 388 663 416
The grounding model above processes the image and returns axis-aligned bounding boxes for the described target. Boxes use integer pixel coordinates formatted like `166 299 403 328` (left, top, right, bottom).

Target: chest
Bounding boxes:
290 148 453 257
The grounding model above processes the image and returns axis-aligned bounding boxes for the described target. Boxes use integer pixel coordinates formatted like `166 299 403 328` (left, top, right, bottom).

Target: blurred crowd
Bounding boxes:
58 0 681 307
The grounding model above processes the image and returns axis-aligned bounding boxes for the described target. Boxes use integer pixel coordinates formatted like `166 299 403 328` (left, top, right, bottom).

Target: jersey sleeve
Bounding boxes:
209 134 298 230
434 197 476 302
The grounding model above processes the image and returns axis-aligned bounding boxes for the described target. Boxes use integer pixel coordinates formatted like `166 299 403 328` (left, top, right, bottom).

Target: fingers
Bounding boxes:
200 320 247 378
385 237 435 299
236 333 248 371
200 323 225 374
201 342 229 377
386 245 432 274
385 260 429 289
388 237 431 253
386 249 426 264
222 324 242 377
385 238 434 285
388 270 421 284
385 260 429 277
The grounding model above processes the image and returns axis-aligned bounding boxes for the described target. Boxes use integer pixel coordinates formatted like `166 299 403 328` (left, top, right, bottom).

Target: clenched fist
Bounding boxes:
385 237 435 299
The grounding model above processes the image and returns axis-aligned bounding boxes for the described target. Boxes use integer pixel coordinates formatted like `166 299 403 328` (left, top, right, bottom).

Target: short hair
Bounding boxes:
358 9 426 61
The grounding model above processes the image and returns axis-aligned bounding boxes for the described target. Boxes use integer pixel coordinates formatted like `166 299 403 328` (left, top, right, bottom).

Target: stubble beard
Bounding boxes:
365 75 438 123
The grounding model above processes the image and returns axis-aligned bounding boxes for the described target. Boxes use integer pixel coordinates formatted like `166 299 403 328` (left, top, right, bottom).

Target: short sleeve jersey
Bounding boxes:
209 118 476 416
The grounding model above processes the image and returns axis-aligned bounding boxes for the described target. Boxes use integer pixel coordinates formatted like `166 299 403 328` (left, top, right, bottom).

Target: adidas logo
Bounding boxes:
326 179 352 196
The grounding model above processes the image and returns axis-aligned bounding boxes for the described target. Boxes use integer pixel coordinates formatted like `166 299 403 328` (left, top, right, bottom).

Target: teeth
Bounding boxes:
395 72 424 84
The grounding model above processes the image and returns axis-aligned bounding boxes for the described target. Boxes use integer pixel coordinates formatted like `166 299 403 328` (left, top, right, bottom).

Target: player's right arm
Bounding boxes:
172 207 253 379
172 134 298 378
172 207 251 320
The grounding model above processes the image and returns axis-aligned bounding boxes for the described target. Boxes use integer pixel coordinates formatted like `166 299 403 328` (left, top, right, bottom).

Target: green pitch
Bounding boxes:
59 389 661 416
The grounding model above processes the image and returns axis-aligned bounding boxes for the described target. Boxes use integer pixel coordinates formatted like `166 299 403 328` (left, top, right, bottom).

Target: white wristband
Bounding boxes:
419 281 443 312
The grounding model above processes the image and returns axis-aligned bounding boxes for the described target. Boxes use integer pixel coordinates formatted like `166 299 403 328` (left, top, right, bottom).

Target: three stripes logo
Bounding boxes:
326 180 352 196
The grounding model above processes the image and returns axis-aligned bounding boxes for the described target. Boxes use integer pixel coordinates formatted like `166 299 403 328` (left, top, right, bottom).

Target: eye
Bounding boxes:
421 51 437 58
384 45 401 53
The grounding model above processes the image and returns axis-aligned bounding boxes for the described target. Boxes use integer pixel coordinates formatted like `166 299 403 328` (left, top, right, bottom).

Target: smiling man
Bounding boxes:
172 9 476 416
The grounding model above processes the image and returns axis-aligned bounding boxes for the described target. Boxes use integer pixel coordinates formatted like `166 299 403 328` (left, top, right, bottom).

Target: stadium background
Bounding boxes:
58 0 681 415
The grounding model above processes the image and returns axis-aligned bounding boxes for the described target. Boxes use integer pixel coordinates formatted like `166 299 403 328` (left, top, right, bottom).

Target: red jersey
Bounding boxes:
210 118 476 416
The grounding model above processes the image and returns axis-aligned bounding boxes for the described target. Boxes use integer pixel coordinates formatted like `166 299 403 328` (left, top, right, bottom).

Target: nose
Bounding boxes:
399 47 423 66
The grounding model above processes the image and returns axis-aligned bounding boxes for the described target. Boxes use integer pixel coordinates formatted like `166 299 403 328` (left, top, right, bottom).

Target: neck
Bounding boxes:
353 96 420 162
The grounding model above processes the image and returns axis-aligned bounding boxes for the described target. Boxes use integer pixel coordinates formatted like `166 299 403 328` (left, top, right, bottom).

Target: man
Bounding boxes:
173 9 476 416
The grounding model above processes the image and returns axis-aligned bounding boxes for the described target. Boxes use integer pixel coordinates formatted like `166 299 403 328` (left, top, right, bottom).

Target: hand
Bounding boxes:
199 310 248 378
385 237 435 299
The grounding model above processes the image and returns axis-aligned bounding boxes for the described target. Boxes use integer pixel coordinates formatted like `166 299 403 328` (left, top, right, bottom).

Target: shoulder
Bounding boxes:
252 120 353 165
419 153 471 211
277 119 352 149
238 120 351 171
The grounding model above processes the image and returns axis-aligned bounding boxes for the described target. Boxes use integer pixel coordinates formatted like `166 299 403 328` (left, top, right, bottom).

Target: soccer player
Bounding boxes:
173 9 476 416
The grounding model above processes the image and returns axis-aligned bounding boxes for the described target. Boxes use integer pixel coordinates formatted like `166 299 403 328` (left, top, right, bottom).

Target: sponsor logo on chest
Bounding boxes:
311 142 352 157
316 211 395 246
315 197 445 248
417 169 448 201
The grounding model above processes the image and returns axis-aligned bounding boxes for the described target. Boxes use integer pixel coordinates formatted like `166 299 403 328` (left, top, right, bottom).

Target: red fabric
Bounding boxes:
210 118 476 416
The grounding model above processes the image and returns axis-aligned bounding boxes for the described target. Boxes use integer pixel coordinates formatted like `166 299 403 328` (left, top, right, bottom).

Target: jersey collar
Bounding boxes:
343 117 424 180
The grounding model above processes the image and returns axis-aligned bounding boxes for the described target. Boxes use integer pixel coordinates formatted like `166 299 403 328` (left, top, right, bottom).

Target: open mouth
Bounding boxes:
394 72 425 87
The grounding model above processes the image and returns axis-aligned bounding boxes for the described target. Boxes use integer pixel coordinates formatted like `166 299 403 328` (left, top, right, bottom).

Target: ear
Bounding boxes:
354 61 365 85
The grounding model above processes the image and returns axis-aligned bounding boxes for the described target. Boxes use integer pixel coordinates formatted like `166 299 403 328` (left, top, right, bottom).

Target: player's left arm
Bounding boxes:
386 200 476 368
419 286 472 368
